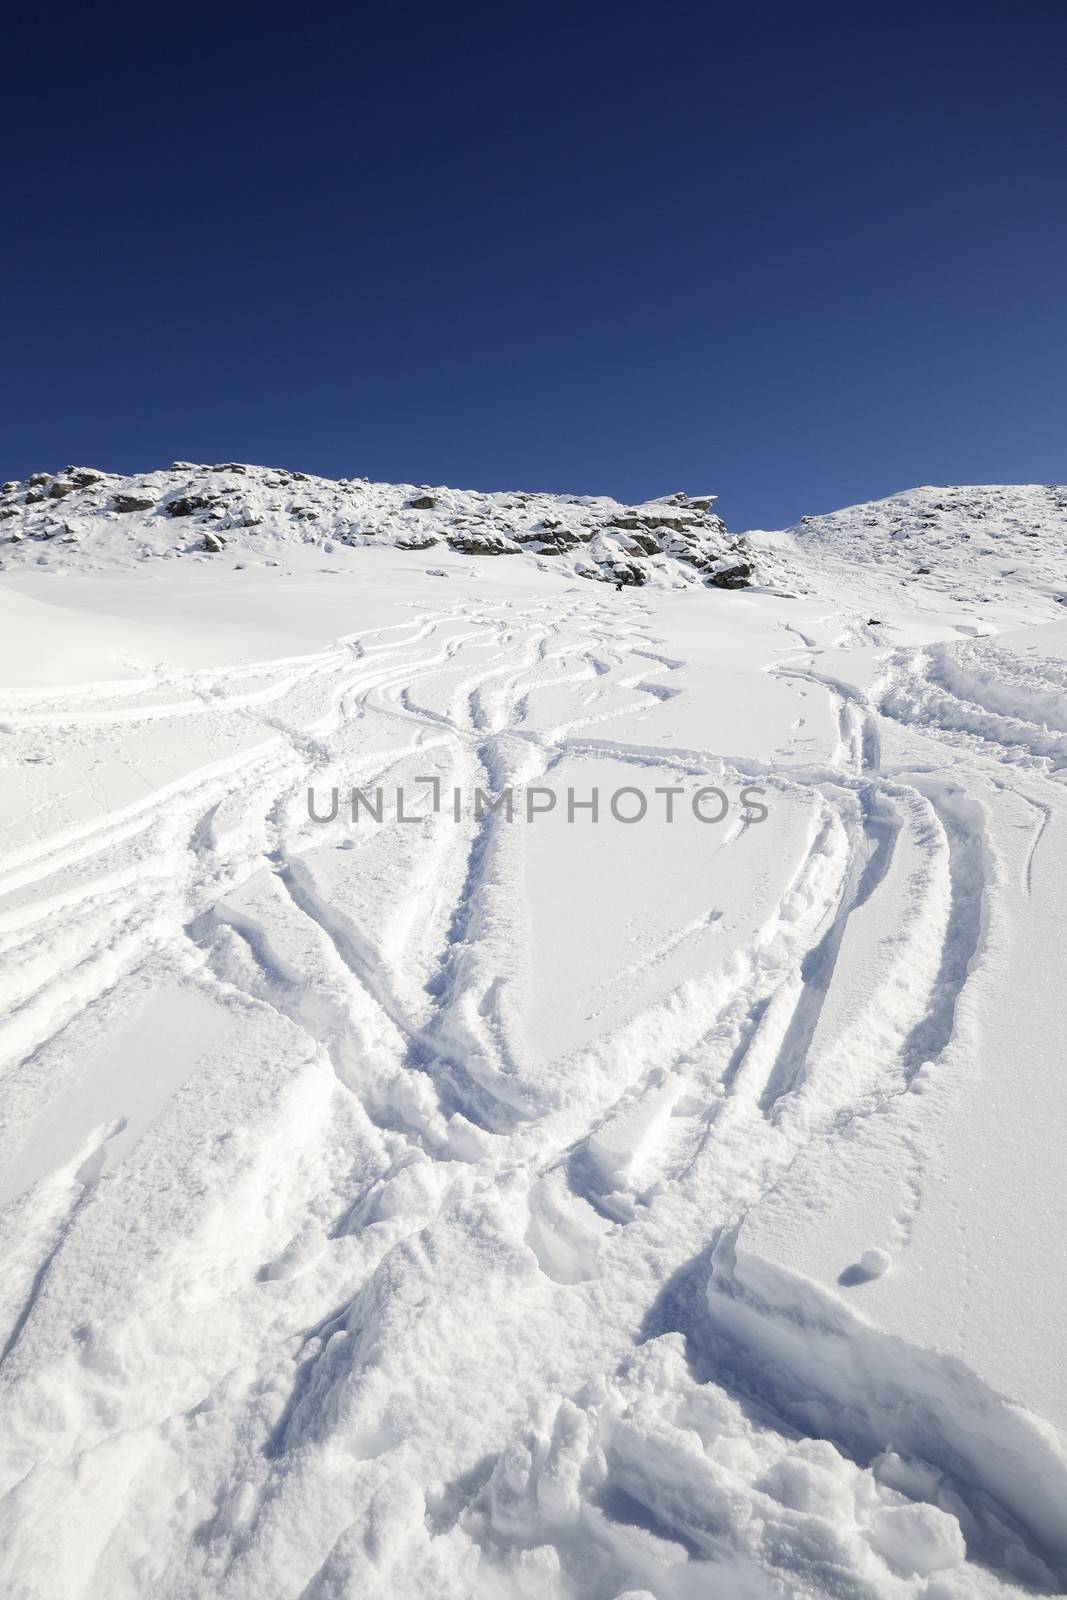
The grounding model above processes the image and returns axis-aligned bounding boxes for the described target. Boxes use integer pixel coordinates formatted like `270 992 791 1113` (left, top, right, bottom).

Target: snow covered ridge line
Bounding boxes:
307 778 772 825
0 461 760 588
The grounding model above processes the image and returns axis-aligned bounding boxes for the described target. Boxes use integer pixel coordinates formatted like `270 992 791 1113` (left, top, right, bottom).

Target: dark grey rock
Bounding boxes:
707 561 753 590
167 494 216 517
447 533 520 556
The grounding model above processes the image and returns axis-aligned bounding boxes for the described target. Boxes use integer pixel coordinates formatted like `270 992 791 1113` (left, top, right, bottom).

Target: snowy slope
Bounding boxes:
1 474 1066 1600
773 482 1067 624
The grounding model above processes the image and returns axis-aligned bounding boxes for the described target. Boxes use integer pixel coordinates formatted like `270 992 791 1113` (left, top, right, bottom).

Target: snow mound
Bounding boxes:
0 462 760 590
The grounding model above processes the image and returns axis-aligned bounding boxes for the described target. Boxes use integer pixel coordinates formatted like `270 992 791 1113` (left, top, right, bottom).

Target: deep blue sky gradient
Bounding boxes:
4 1 1065 528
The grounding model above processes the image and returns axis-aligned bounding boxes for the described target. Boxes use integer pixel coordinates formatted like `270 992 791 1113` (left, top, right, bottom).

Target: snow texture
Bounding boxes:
1 466 1065 1600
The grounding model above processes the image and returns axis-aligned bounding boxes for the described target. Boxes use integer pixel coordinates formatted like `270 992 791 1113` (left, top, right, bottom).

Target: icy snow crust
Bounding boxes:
1 470 1066 1600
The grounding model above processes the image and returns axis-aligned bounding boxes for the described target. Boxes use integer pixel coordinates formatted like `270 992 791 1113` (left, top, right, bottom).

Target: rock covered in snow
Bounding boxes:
0 461 764 591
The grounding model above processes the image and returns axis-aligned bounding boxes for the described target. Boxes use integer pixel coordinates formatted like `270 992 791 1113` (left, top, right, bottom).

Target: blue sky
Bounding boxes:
3 1 1064 529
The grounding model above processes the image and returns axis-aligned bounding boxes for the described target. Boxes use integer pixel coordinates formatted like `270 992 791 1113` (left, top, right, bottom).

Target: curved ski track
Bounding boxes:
0 590 1063 1599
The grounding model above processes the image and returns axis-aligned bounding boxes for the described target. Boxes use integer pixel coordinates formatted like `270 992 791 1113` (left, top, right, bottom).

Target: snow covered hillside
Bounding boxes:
778 482 1067 624
1 470 1066 1600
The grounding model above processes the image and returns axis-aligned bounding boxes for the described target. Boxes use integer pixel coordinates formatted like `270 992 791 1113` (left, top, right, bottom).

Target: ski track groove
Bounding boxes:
3 591 1062 1596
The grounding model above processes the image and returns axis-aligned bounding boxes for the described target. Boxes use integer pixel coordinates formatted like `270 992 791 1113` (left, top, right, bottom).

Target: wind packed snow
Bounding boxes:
1 467 1066 1600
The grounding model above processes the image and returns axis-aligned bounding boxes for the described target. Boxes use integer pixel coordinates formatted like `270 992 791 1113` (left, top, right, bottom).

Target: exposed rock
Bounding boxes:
447 532 521 556
534 528 585 552
707 560 753 590
621 531 660 556
611 506 713 533
0 461 767 590
608 561 647 587
167 494 217 517
202 531 227 553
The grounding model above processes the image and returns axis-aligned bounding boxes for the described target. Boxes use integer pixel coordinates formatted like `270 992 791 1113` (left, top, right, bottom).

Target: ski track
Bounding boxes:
1 581 1064 1600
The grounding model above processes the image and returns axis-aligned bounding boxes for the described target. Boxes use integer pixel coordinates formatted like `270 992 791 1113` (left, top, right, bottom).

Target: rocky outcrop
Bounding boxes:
0 464 761 589
447 532 521 556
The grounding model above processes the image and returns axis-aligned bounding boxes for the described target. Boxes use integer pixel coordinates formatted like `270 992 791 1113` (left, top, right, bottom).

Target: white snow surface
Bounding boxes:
1 467 1066 1600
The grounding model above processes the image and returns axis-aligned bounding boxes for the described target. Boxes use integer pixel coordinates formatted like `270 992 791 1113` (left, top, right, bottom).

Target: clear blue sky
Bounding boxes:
4 1 1065 529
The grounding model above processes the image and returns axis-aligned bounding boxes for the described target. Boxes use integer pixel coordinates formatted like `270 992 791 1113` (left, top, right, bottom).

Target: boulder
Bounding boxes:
607 561 647 587
707 560 753 590
167 494 217 517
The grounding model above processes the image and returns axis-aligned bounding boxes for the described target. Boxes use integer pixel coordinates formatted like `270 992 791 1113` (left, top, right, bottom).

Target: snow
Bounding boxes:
0 467 1065 1600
